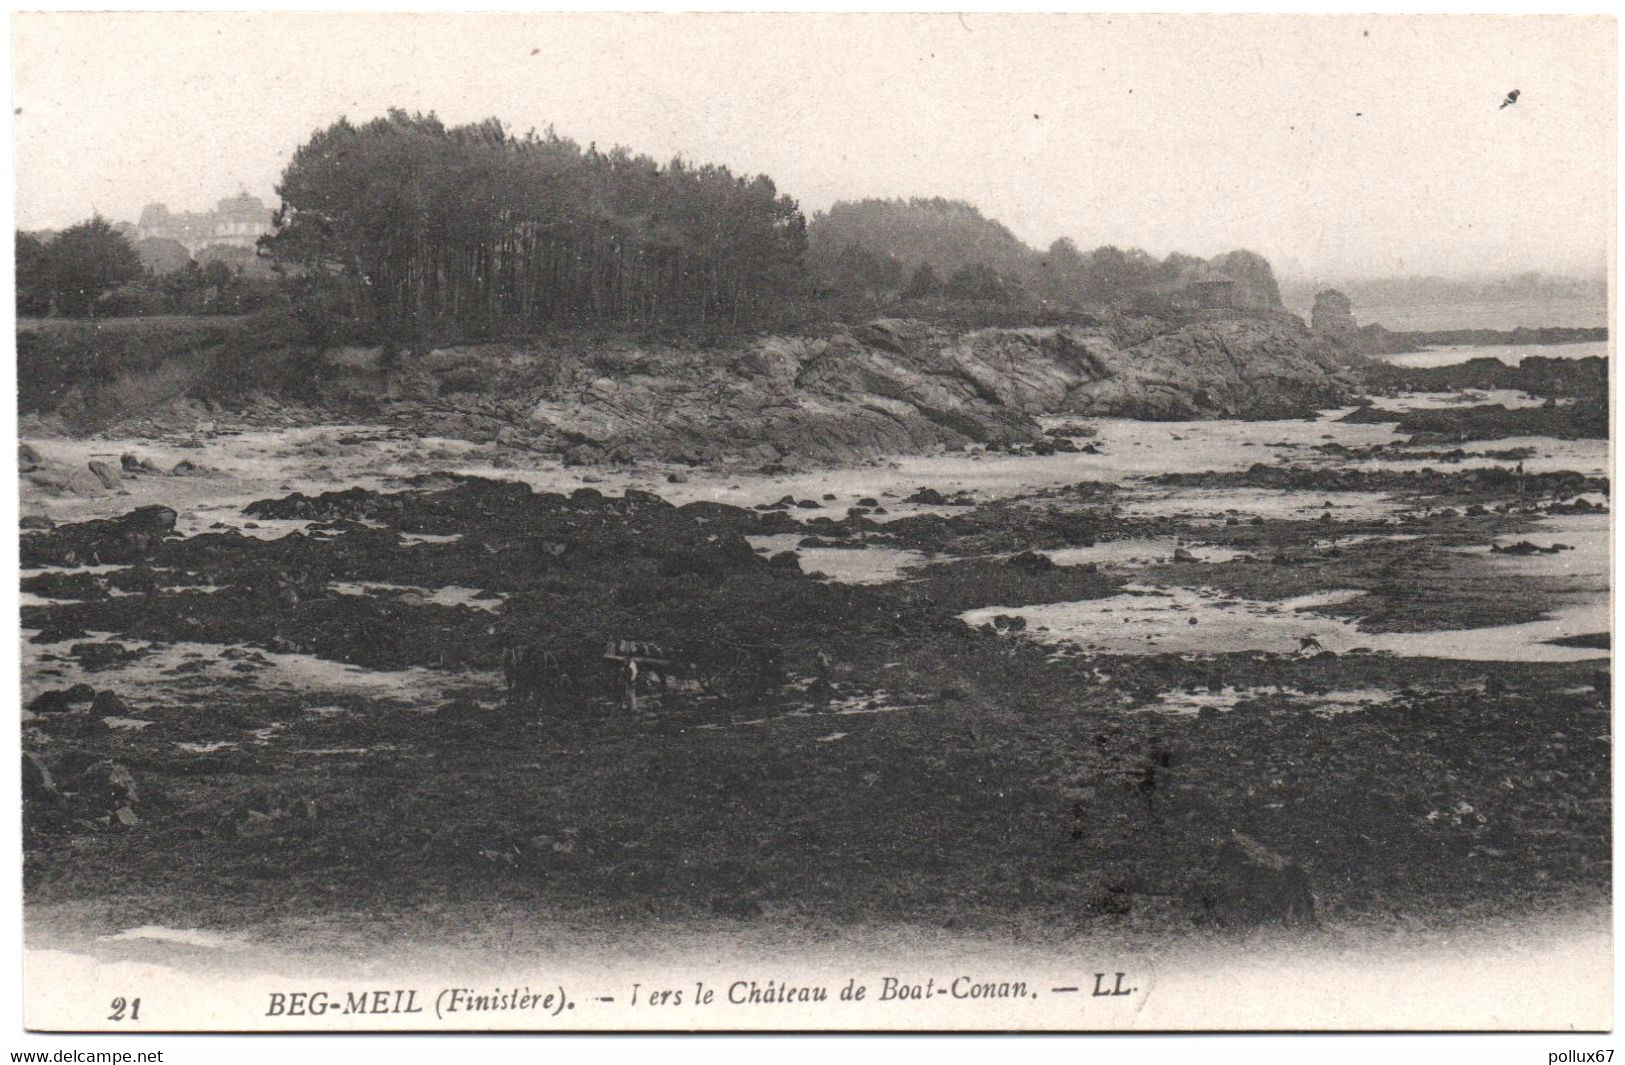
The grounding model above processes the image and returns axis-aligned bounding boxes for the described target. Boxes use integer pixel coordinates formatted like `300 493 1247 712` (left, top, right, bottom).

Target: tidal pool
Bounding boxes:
963 584 1608 663
746 534 929 584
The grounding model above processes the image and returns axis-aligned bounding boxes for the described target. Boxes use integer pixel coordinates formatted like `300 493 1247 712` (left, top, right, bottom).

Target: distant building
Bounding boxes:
1144 265 1238 312
1181 268 1236 310
136 192 273 255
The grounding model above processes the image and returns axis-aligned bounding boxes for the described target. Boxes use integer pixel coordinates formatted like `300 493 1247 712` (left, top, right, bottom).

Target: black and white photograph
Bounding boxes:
9 11 1615 1036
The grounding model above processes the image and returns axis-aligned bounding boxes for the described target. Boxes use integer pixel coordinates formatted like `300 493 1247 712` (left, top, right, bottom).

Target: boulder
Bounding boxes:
1005 551 1057 573
25 463 107 496
89 690 130 717
70 641 137 671
27 685 96 715
86 460 122 489
30 625 89 644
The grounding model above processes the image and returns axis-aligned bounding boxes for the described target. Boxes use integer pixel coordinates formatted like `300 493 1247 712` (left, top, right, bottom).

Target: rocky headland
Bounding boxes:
26 312 1357 470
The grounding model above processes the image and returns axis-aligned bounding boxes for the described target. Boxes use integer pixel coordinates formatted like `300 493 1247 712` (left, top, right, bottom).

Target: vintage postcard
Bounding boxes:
11 11 1614 1034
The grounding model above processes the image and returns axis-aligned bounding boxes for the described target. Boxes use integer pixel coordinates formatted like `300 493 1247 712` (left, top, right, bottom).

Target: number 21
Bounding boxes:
108 997 141 1021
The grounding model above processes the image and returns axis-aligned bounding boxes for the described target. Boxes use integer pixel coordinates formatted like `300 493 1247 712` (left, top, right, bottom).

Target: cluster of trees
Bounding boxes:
133 237 271 280
807 197 1285 315
808 198 1031 305
17 218 277 318
260 110 807 333
1032 239 1169 306
809 199 1033 284
20 117 1291 335
133 236 192 276
821 243 1012 304
102 257 279 317
17 218 144 317
1035 244 1282 311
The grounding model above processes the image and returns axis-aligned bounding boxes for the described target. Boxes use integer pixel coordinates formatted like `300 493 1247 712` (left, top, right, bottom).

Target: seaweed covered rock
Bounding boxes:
21 505 178 567
23 479 964 680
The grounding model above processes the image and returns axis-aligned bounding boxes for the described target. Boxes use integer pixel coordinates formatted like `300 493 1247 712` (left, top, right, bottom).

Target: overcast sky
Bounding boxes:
11 12 1616 281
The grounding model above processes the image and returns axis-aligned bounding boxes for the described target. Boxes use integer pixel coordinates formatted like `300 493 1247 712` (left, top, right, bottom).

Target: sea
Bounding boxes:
1347 295 1608 332
1283 294 1611 368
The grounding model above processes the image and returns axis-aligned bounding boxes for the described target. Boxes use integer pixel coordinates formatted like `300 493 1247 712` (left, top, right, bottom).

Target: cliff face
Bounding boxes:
405 313 1356 466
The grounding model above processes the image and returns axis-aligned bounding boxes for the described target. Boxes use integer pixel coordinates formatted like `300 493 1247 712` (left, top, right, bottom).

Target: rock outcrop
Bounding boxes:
402 314 1353 466
1311 289 1358 340
43 311 1354 470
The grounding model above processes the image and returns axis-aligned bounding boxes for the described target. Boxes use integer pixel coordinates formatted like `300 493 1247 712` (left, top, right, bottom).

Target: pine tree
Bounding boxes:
262 111 809 333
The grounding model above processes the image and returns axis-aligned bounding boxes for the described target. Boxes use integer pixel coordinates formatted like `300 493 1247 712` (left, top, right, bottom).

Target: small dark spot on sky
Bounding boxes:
1355 112 1363 117
1363 30 1369 37
1033 113 1040 120
12 108 19 115
530 48 539 56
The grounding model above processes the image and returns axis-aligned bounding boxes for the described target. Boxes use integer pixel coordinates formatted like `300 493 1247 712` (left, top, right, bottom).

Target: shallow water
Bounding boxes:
1041 539 1248 567
21 633 483 712
102 716 153 731
21 408 1399 532
1297 297 1608 333
1322 435 1607 478
328 581 503 611
1461 512 1611 593
746 534 929 584
1375 339 1608 369
22 406 1609 670
233 408 1411 522
1382 389 1551 411
1120 486 1399 524
1310 533 1421 550
963 583 1608 663
965 586 1362 655
1148 685 1398 717
401 531 462 545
